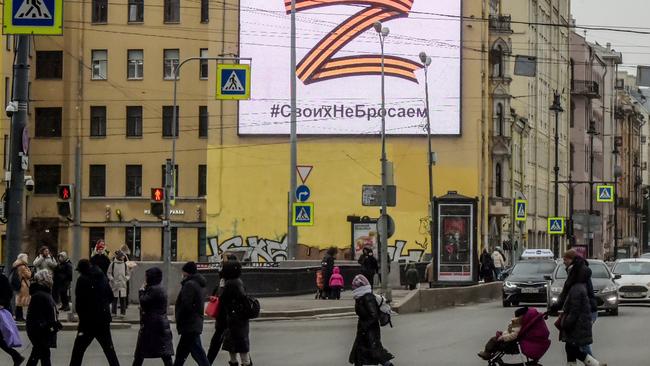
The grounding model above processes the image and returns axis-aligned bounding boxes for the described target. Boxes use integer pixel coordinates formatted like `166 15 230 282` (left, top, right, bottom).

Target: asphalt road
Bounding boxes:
7 302 649 365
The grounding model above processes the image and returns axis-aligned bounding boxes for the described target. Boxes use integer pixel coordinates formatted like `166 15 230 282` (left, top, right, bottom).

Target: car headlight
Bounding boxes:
601 285 618 293
504 281 517 289
551 287 562 293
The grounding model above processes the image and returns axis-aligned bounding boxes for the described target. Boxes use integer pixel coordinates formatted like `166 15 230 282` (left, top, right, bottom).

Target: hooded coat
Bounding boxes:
349 292 393 366
329 267 344 288
560 282 593 346
134 268 174 359
75 263 113 331
220 261 251 354
26 282 58 348
175 273 207 335
107 258 130 297
33 255 57 274
53 258 73 289
13 259 31 307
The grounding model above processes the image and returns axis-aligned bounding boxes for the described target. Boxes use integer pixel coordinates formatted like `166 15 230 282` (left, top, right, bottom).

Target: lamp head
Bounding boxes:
419 52 432 66
373 21 382 33
381 27 390 37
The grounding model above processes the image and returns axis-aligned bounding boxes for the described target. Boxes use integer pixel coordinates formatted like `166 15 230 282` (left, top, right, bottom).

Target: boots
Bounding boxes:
228 362 239 366
583 355 606 366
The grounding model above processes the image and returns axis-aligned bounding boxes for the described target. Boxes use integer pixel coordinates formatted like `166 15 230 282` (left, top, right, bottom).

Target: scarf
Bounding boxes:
352 284 372 299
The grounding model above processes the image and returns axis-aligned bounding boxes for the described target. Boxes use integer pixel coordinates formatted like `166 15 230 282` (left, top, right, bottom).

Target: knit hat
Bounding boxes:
95 240 106 252
352 274 370 289
145 267 163 286
182 261 198 275
514 307 529 318
34 270 53 288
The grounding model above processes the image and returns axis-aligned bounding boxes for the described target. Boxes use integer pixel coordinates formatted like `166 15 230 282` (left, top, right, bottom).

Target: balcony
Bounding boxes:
571 80 600 99
489 15 513 33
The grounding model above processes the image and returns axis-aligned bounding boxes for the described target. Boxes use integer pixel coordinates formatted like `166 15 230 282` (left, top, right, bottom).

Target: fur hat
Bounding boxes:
352 274 370 289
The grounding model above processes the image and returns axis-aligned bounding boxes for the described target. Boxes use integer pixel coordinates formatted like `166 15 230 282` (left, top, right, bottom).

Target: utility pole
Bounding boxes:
568 174 575 248
163 159 173 294
287 0 298 259
587 120 597 257
550 92 564 258
419 52 435 256
5 35 29 275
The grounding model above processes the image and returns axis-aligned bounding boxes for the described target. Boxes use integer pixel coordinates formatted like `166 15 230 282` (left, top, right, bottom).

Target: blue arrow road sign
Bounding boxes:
295 185 311 202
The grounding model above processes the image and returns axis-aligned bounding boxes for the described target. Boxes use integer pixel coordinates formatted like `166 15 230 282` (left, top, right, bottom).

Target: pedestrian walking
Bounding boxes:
33 246 57 276
405 263 419 290
424 261 433 288
52 252 72 312
107 250 130 316
69 259 120 366
480 248 495 283
12 253 31 322
492 247 506 280
132 267 174 366
556 250 607 366
219 260 253 366
25 270 61 366
349 274 394 366
173 262 209 366
207 255 238 364
90 240 111 275
0 271 24 365
358 248 379 289
321 247 337 299
329 266 345 299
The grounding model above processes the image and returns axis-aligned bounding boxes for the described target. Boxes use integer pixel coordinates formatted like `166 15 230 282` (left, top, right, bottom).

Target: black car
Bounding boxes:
502 259 557 307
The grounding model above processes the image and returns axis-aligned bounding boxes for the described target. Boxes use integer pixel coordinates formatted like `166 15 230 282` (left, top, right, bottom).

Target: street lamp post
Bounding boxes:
374 21 391 301
587 120 598 257
550 92 564 258
419 52 434 203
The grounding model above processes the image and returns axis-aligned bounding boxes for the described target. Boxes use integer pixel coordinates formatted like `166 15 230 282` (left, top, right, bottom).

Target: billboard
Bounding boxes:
239 0 462 135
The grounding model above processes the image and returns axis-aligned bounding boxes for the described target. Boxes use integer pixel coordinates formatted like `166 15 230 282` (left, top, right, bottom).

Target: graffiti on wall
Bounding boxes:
387 239 429 262
208 235 288 263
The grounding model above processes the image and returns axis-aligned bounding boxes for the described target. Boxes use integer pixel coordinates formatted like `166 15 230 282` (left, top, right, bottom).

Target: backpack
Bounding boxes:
374 294 393 327
9 267 22 292
244 295 261 319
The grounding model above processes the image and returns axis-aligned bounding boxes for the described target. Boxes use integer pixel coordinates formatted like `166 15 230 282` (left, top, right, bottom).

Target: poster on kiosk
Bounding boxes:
433 192 478 286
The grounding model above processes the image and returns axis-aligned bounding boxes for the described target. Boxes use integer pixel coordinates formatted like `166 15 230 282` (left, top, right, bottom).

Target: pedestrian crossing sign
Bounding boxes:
596 185 614 203
547 217 565 235
515 199 527 221
292 202 314 226
3 0 63 35
216 64 251 100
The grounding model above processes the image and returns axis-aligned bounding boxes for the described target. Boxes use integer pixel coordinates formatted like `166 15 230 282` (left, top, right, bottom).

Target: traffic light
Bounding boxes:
57 184 74 219
150 187 164 218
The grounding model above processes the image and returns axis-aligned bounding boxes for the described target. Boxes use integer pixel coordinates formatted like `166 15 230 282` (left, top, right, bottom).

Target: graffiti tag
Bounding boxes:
208 235 288 263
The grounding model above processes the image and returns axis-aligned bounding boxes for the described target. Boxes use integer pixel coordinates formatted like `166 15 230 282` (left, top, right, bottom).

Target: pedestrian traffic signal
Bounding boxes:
58 184 73 200
57 201 72 218
150 188 164 218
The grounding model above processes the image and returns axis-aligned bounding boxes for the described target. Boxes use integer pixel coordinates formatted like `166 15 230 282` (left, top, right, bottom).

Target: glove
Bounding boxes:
548 303 561 313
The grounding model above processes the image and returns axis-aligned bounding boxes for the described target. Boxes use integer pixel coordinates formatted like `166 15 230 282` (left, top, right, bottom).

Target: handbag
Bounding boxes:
205 296 220 319
0 308 22 347
554 313 566 331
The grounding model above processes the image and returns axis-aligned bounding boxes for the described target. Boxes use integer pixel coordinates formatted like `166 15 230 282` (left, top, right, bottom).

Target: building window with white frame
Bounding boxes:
91 50 107 80
127 49 143 80
163 49 179 80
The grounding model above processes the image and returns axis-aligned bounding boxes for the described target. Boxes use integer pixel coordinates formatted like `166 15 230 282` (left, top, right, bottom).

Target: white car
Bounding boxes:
612 258 650 303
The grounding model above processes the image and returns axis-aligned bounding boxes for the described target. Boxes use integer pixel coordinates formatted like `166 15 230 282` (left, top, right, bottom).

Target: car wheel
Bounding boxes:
502 300 510 307
609 308 619 316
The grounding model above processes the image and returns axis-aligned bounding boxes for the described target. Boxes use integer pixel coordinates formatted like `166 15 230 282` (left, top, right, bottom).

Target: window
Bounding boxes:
570 144 575 172
35 108 62 137
495 163 502 197
161 164 179 196
126 106 143 137
163 49 179 80
162 106 179 137
491 44 503 77
198 164 206 196
125 165 142 196
200 49 208 79
35 51 62 79
90 106 106 137
164 0 180 23
200 0 209 23
198 228 207 261
89 227 105 255
34 165 61 194
127 50 144 80
128 0 144 22
496 103 504 136
199 106 208 138
89 164 106 196
161 227 178 261
91 50 107 80
92 0 108 23
125 227 141 261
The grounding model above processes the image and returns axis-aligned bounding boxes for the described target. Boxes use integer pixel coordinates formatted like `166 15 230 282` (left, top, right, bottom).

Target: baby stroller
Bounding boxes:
315 269 326 299
487 308 551 366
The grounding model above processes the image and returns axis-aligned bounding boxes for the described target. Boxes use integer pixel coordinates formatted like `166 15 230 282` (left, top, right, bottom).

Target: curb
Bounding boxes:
17 322 132 331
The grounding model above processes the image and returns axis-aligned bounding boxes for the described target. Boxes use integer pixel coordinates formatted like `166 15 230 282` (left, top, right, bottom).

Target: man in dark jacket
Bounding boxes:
69 259 120 366
53 251 73 311
26 271 60 366
0 272 24 365
90 240 111 275
358 248 379 288
174 262 209 366
321 247 337 299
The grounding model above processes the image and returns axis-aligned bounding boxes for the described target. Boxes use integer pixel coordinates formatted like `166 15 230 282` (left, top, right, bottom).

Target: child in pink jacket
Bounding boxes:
328 267 344 299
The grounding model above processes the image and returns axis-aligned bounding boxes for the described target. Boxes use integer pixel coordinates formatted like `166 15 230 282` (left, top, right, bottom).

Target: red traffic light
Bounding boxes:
58 185 73 200
151 188 164 202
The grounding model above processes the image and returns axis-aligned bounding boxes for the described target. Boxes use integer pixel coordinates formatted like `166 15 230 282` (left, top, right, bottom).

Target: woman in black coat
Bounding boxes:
349 274 393 366
133 267 174 366
219 261 252 366
321 247 337 299
558 251 607 366
479 248 495 282
26 270 60 366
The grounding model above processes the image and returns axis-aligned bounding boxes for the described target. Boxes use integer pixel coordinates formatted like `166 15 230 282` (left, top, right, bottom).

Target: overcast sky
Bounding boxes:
572 0 650 74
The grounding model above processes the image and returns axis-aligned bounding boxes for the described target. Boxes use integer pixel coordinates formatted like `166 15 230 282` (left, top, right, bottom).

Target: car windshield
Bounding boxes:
614 262 650 275
511 261 556 276
555 263 610 279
